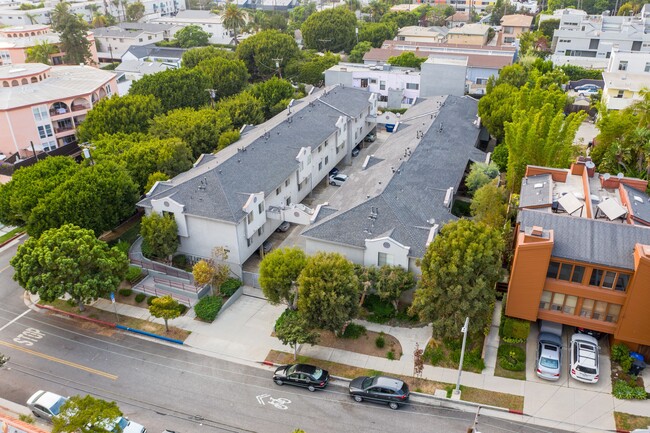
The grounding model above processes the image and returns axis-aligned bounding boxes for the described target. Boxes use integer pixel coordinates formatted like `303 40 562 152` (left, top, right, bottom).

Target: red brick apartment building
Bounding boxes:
506 158 650 353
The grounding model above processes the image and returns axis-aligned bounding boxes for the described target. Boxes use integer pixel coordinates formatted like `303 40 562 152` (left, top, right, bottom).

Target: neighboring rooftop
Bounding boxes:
117 22 173 32
0 64 115 110
302 95 487 258
446 11 470 23
122 43 187 60
500 14 534 27
398 26 449 38
448 23 490 36
382 39 516 54
603 72 650 91
363 47 513 69
115 60 175 75
519 209 650 270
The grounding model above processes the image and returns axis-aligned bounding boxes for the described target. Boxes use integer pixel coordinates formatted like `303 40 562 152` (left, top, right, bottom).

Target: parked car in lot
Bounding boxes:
273 363 330 392
329 167 339 177
349 375 409 410
276 221 290 232
536 332 563 381
105 417 147 433
576 326 604 340
364 133 376 143
329 173 348 186
260 240 273 254
570 333 600 383
351 146 361 157
26 390 68 421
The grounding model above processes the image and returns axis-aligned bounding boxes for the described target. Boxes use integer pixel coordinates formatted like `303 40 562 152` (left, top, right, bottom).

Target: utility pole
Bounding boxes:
318 38 331 52
454 316 470 396
272 58 283 78
205 89 217 109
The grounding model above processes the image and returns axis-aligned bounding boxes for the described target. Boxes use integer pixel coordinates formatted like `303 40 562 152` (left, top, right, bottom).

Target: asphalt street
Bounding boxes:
0 239 569 433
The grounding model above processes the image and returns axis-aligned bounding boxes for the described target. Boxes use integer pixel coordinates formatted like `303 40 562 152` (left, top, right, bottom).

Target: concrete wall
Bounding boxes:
420 61 466 97
305 238 365 264
364 237 410 269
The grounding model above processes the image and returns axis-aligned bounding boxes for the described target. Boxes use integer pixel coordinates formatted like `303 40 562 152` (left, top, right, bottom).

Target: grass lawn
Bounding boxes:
494 342 527 380
265 349 523 411
0 227 24 244
43 299 191 341
423 337 486 373
614 412 650 431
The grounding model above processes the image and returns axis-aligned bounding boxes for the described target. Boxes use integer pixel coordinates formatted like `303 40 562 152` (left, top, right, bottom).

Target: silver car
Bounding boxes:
26 390 68 421
570 333 600 383
536 332 562 381
329 173 348 186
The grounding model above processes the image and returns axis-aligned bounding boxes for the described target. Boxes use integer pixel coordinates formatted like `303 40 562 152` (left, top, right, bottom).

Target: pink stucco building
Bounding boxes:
0 63 118 160
0 24 99 66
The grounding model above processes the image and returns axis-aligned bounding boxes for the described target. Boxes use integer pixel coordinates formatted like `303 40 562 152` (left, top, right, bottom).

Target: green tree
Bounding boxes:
349 41 373 63
77 94 163 142
50 1 92 64
375 265 415 311
222 3 246 43
358 22 396 48
301 7 357 53
52 395 123 433
294 51 340 86
25 40 57 64
145 171 169 193
196 56 249 100
149 295 181 332
125 1 144 21
297 252 359 332
236 29 300 80
216 92 265 129
538 18 560 40
259 247 307 306
140 211 179 261
275 309 319 361
559 64 604 81
11 224 128 311
26 162 139 238
490 0 517 25
289 2 316 30
465 161 500 194
149 107 233 157
505 103 585 191
249 77 296 118
470 179 508 229
0 156 77 226
129 67 211 112
366 0 389 22
175 24 211 48
410 219 504 340
427 4 455 26
182 46 236 68
261 12 288 32
387 51 426 68
380 10 419 28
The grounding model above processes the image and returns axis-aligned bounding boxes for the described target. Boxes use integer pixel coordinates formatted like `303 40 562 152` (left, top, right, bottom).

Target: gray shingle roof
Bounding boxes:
519 208 650 270
138 86 373 223
123 43 187 60
520 174 553 208
302 95 486 257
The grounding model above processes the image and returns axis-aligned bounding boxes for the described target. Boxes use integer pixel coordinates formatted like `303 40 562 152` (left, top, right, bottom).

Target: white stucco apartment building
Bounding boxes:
602 50 650 110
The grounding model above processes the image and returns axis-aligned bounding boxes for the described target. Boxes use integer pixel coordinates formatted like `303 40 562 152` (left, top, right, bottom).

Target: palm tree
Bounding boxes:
222 2 246 44
92 12 108 28
631 88 650 128
120 0 129 23
25 12 38 24
111 0 121 21
25 40 57 64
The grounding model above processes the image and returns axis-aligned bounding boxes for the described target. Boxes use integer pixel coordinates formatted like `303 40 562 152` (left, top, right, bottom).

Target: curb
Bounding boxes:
0 231 25 249
35 304 183 345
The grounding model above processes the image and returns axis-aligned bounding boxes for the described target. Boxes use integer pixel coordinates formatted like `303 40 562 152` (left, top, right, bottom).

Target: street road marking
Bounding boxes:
0 265 9 274
13 327 45 346
0 340 118 380
256 394 291 410
0 309 31 332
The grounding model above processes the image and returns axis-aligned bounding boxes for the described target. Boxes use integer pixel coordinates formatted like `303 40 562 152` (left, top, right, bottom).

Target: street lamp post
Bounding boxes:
454 316 470 396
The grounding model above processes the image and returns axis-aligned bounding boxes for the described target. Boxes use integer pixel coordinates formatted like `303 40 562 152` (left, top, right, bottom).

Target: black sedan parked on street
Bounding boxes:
273 364 330 392
349 375 410 410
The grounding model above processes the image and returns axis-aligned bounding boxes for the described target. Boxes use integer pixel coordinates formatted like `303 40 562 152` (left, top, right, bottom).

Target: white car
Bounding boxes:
108 416 147 433
329 173 348 186
26 390 68 421
570 333 600 383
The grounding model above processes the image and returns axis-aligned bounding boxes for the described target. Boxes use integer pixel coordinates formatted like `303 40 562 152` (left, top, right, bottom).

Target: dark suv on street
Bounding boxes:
349 375 410 410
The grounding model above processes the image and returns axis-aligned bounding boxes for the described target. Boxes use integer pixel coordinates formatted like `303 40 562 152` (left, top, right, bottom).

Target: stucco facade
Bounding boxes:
602 50 650 111
0 63 117 159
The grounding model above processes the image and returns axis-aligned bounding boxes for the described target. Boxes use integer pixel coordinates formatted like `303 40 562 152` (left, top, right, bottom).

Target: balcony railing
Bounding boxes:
54 125 74 134
71 104 91 112
50 108 69 116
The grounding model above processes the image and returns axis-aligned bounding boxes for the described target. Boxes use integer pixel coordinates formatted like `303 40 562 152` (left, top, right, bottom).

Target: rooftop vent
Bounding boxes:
634 195 644 204
534 183 544 189
531 226 544 237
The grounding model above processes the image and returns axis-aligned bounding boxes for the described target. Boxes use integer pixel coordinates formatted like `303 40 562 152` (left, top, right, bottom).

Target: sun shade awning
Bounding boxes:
597 198 627 221
558 193 584 216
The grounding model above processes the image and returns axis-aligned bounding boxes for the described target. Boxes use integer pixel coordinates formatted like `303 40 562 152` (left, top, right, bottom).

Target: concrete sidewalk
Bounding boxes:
32 287 650 433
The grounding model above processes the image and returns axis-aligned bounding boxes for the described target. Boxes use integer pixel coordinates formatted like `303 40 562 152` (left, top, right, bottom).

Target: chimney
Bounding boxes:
531 226 544 237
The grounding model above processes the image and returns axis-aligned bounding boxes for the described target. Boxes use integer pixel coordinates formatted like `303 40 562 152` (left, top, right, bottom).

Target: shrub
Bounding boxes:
177 304 188 315
612 343 630 363
172 254 189 270
147 295 158 306
220 278 242 297
341 323 366 339
363 294 395 324
498 344 526 371
426 346 444 365
134 293 146 303
125 265 143 283
18 414 34 424
387 350 395 360
194 295 223 322
118 288 132 297
501 317 530 342
375 333 385 348
613 380 648 400
115 240 131 255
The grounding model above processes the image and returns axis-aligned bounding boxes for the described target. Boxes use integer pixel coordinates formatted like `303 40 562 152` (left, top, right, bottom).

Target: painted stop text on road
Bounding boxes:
13 327 45 346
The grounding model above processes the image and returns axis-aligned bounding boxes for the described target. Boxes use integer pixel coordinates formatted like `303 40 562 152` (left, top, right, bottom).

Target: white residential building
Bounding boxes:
551 5 650 69
137 86 377 278
92 24 169 62
396 26 448 44
538 8 587 25
149 10 234 45
602 50 650 110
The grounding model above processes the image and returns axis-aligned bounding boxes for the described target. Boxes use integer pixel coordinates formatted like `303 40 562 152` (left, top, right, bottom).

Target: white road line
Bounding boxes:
0 309 31 332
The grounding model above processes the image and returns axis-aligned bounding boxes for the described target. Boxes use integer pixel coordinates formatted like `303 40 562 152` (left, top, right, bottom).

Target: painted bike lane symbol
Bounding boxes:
256 394 291 410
